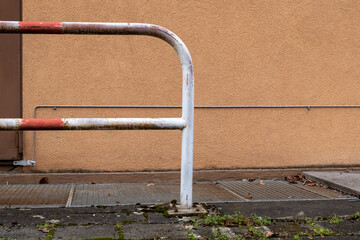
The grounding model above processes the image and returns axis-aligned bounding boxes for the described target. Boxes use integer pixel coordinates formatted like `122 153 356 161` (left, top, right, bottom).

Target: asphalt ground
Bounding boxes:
0 199 359 239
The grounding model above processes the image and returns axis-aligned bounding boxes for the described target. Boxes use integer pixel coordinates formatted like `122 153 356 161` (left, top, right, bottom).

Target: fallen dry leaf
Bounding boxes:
225 218 235 226
39 177 49 184
108 193 113 197
247 193 252 199
308 182 316 187
265 231 274 238
146 183 155 187
247 178 256 182
284 176 297 184
259 179 264 185
285 174 314 185
40 228 50 233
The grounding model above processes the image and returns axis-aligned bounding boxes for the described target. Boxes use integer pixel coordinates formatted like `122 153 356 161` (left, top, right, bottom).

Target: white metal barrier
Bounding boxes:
0 21 194 209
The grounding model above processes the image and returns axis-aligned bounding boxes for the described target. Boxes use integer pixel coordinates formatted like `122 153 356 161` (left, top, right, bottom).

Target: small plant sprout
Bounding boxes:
329 214 341 224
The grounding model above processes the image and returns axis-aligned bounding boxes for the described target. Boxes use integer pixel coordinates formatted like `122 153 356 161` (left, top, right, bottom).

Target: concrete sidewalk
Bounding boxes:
304 171 360 197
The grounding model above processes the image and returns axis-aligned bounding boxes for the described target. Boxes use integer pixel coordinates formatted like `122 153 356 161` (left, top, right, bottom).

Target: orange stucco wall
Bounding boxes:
22 0 360 172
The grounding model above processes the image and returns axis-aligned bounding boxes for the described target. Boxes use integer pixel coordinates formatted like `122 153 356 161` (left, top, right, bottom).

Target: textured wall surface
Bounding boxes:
22 0 360 171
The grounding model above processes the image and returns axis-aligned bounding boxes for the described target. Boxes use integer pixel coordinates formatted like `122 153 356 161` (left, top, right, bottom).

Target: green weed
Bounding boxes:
140 203 170 218
184 225 198 240
247 227 267 239
197 213 232 226
37 221 56 240
213 228 231 240
329 214 342 224
194 212 273 228
311 225 333 236
350 212 360 220
293 225 334 239
115 223 124 240
249 215 274 226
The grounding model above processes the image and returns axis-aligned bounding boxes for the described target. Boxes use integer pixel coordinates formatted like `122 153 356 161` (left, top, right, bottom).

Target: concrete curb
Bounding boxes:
304 171 360 197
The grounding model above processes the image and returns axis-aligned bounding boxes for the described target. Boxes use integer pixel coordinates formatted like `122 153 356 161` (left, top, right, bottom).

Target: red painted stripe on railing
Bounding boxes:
19 22 63 34
20 119 64 130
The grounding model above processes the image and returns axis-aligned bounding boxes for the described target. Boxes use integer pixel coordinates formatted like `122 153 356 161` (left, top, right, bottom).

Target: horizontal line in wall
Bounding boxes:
34 105 360 111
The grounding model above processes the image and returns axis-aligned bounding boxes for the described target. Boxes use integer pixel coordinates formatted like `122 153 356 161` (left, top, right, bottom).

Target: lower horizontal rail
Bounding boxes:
0 118 186 130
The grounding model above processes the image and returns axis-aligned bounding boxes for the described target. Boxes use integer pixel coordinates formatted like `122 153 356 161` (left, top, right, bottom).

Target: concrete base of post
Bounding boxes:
168 204 207 216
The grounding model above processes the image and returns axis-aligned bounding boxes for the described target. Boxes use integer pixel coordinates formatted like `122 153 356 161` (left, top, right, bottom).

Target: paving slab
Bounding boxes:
122 223 188 239
53 225 118 239
214 199 360 218
0 226 46 240
309 236 360 239
268 222 311 236
191 226 215 239
318 220 360 234
0 206 145 228
54 212 144 226
303 171 360 196
147 212 180 224
230 226 248 235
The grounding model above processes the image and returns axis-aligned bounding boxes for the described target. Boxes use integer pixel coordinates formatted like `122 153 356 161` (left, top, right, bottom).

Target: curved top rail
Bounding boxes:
0 21 194 121
0 22 193 70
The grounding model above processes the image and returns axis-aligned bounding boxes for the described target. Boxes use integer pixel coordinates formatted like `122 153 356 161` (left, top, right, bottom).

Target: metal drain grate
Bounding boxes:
71 182 242 207
71 183 178 207
218 180 345 201
194 182 243 203
0 179 355 208
293 183 351 199
0 184 72 208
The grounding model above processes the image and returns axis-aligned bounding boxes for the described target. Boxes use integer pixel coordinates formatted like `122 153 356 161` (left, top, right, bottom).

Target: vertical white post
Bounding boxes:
180 66 194 209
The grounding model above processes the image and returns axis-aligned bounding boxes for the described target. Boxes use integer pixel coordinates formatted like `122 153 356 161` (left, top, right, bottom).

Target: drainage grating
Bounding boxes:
71 183 177 207
194 182 243 203
293 183 352 199
71 182 242 207
218 180 350 201
0 180 355 208
0 184 72 208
